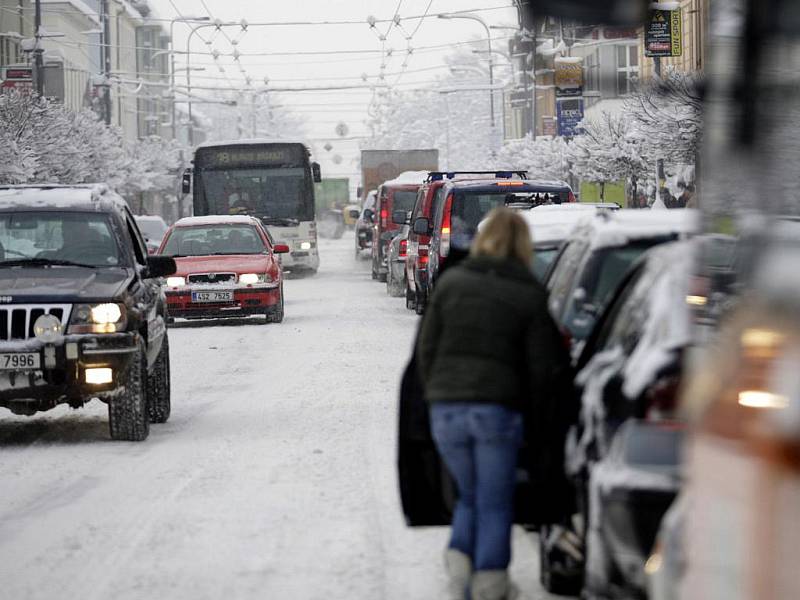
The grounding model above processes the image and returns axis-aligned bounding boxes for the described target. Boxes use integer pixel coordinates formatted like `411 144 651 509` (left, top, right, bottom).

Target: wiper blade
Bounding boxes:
260 216 300 226
0 258 99 269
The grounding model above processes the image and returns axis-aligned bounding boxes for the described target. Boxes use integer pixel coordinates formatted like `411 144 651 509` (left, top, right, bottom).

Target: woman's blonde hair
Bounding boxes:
471 207 533 264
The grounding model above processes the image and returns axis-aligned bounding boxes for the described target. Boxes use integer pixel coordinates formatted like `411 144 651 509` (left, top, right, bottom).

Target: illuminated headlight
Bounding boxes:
239 273 266 285
299 241 312 250
166 276 186 287
85 367 113 385
33 314 64 343
68 303 127 334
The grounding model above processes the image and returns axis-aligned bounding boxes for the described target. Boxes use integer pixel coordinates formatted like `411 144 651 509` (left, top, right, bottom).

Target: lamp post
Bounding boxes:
437 13 497 149
167 16 209 140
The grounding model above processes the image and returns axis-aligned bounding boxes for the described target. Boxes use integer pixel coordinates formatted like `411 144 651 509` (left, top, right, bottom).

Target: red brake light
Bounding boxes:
380 208 388 228
440 194 453 258
399 239 407 258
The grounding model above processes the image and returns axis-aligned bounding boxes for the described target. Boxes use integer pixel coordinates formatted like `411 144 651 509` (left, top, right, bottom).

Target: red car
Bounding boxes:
158 215 289 323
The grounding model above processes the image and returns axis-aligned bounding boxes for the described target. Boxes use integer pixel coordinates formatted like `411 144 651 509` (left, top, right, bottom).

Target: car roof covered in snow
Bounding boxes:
447 178 572 192
380 171 429 187
0 184 126 213
521 204 602 244
173 215 262 227
571 208 700 249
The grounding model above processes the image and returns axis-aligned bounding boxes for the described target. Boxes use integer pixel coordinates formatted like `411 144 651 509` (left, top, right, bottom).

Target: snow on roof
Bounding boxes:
0 184 116 210
174 215 260 227
40 0 101 26
522 205 599 243
381 171 428 187
578 208 700 248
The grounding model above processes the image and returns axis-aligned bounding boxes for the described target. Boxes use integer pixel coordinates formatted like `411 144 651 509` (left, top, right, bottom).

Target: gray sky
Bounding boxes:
154 0 519 182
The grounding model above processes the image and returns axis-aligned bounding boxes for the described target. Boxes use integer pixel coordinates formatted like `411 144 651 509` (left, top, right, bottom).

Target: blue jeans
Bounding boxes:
430 403 523 571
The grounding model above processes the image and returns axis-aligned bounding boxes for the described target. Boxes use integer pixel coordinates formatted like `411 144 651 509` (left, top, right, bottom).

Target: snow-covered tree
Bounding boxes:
494 136 570 181
567 110 650 202
625 68 702 168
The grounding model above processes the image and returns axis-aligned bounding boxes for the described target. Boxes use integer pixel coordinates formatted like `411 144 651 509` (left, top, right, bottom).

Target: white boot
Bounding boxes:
444 548 472 600
470 570 519 600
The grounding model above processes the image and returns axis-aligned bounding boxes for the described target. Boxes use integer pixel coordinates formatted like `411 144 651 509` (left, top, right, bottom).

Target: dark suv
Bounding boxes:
0 185 177 441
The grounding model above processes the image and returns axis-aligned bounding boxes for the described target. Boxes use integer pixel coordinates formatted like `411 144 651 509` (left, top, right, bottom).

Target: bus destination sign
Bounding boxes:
197 145 305 169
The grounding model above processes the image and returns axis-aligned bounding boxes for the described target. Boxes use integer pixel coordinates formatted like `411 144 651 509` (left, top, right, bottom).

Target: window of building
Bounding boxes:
616 44 639 96
584 49 600 93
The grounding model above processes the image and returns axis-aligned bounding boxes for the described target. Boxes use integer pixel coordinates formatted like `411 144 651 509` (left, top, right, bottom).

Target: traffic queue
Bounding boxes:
357 169 711 600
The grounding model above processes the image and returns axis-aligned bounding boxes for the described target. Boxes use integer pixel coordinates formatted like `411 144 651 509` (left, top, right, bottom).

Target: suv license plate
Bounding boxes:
0 353 41 370
191 291 234 303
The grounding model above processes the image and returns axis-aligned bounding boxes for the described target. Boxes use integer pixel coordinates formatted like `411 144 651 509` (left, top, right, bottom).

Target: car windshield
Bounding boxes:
162 224 265 256
0 212 121 267
136 218 167 240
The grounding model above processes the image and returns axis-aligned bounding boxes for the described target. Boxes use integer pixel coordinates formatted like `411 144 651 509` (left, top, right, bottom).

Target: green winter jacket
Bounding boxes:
417 254 568 413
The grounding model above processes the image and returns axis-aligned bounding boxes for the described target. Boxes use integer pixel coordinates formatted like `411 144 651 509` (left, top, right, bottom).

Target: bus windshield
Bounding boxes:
198 167 312 222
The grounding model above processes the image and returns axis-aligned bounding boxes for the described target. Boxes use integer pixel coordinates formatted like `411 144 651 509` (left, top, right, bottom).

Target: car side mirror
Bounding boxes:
311 162 322 183
181 168 192 194
363 208 375 222
146 255 177 279
348 209 361 219
273 243 290 254
413 217 430 236
392 210 408 225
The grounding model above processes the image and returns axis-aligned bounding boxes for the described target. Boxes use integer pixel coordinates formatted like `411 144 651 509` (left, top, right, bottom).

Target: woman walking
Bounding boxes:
417 207 571 600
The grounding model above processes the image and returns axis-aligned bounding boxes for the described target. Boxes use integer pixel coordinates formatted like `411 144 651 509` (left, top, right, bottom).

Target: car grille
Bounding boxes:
187 273 236 284
0 304 72 341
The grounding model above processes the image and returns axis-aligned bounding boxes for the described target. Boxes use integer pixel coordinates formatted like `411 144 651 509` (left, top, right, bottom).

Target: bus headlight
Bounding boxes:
299 241 312 250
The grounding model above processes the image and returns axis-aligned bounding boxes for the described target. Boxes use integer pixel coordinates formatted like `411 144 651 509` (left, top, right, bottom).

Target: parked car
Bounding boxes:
412 177 576 311
0 184 176 441
370 172 426 281
546 209 699 359
134 215 169 255
519 204 605 281
386 213 411 297
355 189 377 259
405 171 529 313
538 240 698 598
159 215 289 323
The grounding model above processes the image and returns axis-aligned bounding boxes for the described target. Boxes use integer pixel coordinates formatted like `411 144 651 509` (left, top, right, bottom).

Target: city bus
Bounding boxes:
184 140 322 275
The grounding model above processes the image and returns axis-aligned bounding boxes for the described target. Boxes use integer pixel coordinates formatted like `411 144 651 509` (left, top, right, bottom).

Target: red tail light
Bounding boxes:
568 191 576 203
399 239 407 258
380 208 388 228
440 194 453 258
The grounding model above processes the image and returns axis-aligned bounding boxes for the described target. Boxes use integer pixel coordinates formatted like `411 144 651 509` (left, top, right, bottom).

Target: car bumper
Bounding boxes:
166 286 281 318
0 332 140 411
390 259 406 281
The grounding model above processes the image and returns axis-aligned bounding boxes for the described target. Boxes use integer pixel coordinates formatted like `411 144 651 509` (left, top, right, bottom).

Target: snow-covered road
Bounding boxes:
0 234 566 600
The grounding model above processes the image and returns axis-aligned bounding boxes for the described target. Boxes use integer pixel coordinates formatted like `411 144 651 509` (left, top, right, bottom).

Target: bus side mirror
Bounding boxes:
311 162 322 183
181 168 192 194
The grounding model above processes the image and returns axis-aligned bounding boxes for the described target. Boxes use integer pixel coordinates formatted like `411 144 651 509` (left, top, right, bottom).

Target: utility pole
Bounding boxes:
654 56 666 204
101 0 112 125
33 0 43 96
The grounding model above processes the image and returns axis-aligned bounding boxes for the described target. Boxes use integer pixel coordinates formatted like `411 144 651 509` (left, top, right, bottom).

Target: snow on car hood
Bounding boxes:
0 267 131 301
172 254 271 277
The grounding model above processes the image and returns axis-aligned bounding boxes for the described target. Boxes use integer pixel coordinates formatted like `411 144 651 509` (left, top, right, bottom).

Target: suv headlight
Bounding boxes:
68 303 127 334
239 273 268 284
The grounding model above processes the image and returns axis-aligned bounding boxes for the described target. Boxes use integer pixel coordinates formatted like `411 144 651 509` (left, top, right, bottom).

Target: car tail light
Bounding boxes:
399 239 407 258
568 190 576 203
380 207 388 228
440 194 453 258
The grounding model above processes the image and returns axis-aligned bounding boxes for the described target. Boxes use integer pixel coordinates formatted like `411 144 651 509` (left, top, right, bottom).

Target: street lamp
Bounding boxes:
168 16 210 139
437 13 497 149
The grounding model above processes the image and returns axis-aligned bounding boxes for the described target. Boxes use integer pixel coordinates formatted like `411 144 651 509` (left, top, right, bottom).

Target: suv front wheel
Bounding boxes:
109 339 150 441
147 333 171 423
